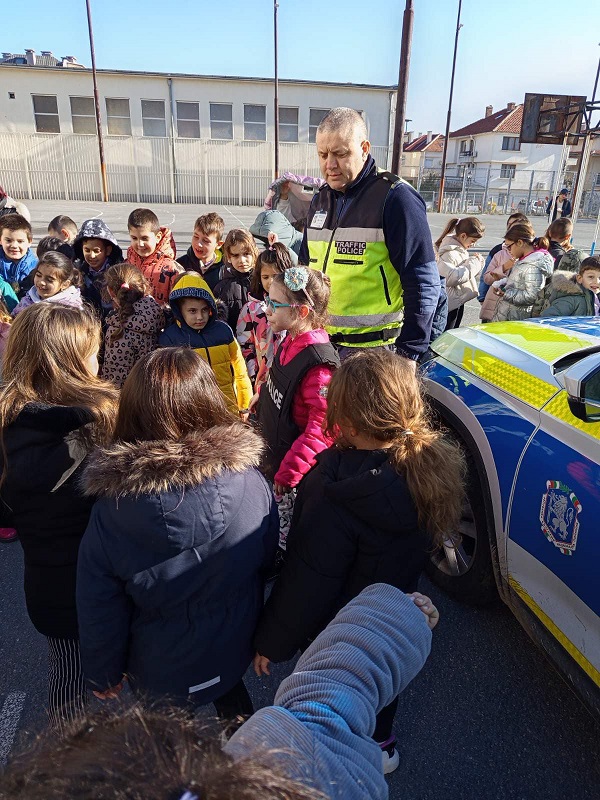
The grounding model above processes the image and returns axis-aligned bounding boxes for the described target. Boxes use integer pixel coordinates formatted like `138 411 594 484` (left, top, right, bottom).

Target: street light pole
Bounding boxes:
273 0 280 179
85 0 109 202
391 0 414 176
437 0 463 213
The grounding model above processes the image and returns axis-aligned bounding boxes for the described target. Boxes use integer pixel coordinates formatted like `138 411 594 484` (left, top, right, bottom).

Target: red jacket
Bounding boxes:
273 328 336 489
127 227 182 306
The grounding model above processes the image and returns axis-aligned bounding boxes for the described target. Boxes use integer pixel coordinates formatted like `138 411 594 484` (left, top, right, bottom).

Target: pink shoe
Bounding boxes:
0 527 18 543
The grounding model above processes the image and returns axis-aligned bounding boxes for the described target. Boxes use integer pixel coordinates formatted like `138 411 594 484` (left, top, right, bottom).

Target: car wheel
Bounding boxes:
425 453 498 605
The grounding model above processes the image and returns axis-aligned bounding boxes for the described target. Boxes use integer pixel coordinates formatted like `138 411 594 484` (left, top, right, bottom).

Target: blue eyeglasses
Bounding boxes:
265 295 305 312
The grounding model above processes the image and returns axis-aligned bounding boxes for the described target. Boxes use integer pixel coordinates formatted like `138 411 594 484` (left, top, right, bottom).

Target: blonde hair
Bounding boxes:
0 304 118 484
325 350 466 548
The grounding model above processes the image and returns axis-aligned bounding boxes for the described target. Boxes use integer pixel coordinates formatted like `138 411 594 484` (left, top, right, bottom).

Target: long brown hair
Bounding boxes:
113 348 236 443
104 262 149 342
250 242 292 298
0 304 118 482
504 223 549 252
325 350 466 547
222 228 259 265
434 216 485 249
0 703 326 800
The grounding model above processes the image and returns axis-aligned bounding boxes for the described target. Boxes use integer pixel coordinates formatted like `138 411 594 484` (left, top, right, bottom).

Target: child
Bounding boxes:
12 252 84 316
253 266 339 551
237 242 289 390
73 219 124 319
540 257 600 318
492 224 553 322
434 216 485 329
127 208 182 306
477 213 529 302
546 217 573 266
177 212 225 292
0 213 38 294
159 272 252 416
214 229 258 330
480 221 535 322
37 235 76 260
254 349 465 774
101 263 165 388
77 348 278 719
47 215 78 259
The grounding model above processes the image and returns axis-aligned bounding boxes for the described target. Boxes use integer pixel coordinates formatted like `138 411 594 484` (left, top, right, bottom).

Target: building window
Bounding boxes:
279 106 298 142
244 104 266 141
309 108 330 143
502 136 520 151
594 173 600 187
210 103 233 140
32 94 60 133
141 100 166 137
106 98 132 136
70 96 96 134
459 139 474 155
176 102 200 138
500 164 516 178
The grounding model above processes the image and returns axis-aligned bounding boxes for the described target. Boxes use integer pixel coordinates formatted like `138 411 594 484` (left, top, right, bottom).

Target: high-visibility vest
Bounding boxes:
306 169 404 348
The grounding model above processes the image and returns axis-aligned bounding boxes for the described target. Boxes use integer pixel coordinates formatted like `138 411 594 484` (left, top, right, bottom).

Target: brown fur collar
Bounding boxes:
550 270 583 295
83 424 264 497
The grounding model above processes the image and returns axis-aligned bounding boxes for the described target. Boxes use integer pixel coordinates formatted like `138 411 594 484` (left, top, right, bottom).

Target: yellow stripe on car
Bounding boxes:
462 346 557 408
509 577 600 687
543 393 600 440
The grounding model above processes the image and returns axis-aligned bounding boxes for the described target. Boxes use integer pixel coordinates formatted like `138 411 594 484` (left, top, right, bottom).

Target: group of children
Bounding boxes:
434 212 599 325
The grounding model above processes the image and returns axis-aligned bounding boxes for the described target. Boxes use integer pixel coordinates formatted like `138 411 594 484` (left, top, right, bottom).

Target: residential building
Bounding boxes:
401 132 443 183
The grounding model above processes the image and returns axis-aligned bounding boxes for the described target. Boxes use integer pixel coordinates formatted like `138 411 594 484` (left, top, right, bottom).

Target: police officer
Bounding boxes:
299 108 442 365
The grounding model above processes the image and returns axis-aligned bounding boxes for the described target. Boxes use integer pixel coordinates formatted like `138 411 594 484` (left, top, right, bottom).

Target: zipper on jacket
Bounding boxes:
379 265 392 305
322 196 348 274
199 333 212 366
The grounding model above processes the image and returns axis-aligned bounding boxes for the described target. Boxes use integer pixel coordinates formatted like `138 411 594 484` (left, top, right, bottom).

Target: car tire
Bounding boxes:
425 452 498 605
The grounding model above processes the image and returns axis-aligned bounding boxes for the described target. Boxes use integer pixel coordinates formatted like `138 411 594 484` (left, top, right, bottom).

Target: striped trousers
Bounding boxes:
47 637 87 729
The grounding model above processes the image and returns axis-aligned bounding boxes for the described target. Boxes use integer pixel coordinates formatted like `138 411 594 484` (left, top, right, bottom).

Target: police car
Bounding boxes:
422 317 600 714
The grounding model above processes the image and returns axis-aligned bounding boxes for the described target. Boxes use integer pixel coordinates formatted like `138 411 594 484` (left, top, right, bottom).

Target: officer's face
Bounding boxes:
316 127 370 192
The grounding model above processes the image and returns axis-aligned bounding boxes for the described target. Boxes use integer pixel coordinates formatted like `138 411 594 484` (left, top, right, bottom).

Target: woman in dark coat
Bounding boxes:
0 303 118 726
76 347 278 719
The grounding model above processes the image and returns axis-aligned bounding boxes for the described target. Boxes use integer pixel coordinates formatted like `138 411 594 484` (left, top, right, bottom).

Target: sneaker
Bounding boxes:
0 527 18 543
379 737 400 775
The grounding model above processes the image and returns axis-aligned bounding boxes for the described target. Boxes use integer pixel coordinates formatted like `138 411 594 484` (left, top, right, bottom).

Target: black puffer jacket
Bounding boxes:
254 446 431 662
214 266 251 331
1 404 96 638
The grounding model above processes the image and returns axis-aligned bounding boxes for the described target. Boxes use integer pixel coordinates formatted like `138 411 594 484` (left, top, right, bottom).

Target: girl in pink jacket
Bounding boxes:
253 266 339 551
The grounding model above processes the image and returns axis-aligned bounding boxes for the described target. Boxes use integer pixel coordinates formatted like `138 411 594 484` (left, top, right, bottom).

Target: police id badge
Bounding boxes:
311 211 327 229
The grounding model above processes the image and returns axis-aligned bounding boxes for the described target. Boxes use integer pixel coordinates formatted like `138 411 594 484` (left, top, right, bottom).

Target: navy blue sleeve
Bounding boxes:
382 183 440 359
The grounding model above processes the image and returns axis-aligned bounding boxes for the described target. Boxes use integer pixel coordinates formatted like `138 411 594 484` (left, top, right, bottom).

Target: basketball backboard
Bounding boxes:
521 93 586 145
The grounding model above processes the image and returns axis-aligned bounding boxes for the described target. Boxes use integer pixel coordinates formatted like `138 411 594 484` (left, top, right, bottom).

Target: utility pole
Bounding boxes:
85 0 109 202
437 0 463 213
273 0 280 179
391 0 414 176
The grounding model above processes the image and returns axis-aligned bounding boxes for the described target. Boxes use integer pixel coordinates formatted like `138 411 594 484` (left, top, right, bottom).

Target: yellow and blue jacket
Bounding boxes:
159 273 252 414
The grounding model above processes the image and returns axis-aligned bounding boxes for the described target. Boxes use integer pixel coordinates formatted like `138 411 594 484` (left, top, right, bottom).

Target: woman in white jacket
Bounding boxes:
435 216 485 330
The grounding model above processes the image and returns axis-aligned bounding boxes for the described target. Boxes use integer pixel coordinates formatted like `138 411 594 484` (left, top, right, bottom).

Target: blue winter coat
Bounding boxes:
0 245 37 291
77 423 279 704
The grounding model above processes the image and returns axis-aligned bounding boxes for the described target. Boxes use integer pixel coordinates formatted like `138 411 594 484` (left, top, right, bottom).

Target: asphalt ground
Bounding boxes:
1 199 599 796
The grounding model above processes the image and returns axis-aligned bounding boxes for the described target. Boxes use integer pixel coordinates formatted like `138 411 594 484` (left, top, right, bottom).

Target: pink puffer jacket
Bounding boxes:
479 247 514 322
273 328 336 489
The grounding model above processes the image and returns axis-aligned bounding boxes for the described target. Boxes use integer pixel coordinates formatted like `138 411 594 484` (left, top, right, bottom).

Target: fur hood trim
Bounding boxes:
549 270 583 295
83 424 264 497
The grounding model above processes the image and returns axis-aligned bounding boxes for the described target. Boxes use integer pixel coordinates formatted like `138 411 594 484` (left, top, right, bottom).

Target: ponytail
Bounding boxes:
104 263 148 343
532 235 550 251
434 216 485 249
434 217 460 249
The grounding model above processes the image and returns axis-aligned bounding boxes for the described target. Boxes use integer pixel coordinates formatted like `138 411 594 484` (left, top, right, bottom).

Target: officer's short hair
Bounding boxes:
317 107 368 142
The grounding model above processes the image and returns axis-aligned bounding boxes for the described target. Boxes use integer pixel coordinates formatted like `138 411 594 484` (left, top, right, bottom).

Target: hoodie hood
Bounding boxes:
250 210 301 260
73 219 123 262
316 447 419 535
548 269 584 296
520 249 554 277
156 226 176 260
83 424 264 497
168 272 217 327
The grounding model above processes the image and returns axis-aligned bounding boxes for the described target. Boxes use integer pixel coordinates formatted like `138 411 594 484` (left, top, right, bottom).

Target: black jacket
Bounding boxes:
176 248 224 293
214 266 251 331
254 447 430 662
77 424 279 703
1 404 96 638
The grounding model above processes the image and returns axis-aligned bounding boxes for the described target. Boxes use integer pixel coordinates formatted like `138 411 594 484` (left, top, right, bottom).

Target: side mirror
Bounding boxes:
564 353 600 423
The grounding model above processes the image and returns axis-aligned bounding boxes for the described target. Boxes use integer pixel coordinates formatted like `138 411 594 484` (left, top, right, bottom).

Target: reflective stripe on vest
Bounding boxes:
306 170 405 347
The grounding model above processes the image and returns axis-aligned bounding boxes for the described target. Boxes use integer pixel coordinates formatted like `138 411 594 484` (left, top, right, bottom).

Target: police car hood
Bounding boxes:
431 317 600 380
316 447 419 534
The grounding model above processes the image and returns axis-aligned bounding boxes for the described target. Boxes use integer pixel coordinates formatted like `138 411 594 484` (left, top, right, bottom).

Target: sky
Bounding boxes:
4 0 600 134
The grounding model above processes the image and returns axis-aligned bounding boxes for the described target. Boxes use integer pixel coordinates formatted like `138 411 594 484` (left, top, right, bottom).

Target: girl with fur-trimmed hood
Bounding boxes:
77 348 278 718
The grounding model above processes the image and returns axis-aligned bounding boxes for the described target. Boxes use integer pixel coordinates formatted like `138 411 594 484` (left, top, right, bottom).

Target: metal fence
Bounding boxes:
0 132 391 206
412 165 600 219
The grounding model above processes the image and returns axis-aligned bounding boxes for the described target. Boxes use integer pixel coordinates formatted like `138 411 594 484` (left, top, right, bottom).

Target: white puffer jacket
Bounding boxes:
435 235 484 311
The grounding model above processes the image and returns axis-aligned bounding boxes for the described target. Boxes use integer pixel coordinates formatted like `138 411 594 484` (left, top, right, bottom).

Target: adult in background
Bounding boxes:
0 186 30 222
299 107 442 363
547 188 572 222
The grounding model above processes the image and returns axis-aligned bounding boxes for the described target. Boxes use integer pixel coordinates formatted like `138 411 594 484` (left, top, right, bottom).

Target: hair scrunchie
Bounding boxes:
121 282 130 290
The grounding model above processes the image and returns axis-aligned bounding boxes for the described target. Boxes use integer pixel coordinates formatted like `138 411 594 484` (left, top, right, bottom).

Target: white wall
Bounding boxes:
0 65 393 145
